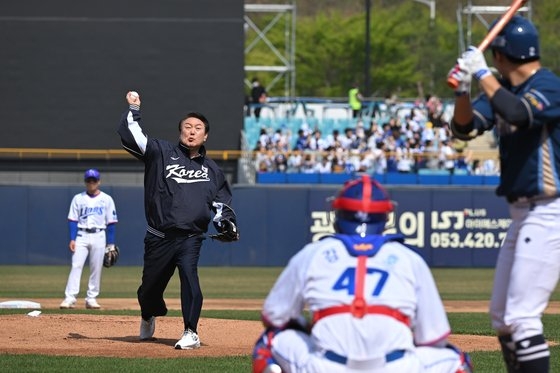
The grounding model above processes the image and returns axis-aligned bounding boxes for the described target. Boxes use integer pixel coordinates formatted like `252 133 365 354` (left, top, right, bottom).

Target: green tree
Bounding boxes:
245 0 560 99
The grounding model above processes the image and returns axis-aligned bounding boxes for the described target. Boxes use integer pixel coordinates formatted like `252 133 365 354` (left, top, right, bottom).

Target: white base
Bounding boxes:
0 300 42 309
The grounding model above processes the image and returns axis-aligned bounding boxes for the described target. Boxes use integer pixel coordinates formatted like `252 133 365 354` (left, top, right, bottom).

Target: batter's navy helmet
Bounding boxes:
489 15 539 61
332 175 394 236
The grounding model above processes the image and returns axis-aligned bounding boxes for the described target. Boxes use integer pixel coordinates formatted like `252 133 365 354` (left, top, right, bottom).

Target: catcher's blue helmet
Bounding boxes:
489 15 539 61
332 175 394 236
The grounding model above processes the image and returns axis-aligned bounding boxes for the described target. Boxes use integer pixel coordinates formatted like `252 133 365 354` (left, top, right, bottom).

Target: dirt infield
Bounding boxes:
2 299 560 358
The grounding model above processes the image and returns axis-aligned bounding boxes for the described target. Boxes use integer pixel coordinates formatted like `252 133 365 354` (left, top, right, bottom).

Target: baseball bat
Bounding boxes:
447 0 528 89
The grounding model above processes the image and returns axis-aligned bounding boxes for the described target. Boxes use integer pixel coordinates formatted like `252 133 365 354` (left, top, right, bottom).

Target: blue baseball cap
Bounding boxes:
84 169 101 180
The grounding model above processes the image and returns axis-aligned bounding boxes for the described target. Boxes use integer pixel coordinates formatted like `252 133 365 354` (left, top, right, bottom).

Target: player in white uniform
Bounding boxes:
252 175 472 373
60 169 118 309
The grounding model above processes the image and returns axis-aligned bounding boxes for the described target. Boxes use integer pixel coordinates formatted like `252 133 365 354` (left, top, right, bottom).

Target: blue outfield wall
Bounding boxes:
0 183 509 268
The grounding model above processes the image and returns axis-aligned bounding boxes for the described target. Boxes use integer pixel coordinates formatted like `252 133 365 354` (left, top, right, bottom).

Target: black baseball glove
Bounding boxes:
103 244 120 268
209 219 239 242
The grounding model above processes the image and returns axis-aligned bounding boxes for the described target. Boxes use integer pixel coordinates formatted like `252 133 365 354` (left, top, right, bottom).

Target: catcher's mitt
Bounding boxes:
103 244 120 268
209 219 239 242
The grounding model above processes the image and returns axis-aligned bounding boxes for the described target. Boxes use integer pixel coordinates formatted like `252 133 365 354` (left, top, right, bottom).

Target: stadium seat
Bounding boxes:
244 117 257 131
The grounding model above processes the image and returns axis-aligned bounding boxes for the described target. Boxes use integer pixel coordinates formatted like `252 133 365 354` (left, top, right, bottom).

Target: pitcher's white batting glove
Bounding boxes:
463 46 492 81
447 58 471 96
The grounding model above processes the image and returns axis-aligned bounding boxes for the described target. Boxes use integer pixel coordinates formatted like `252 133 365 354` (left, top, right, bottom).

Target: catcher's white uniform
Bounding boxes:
64 191 118 304
261 234 466 373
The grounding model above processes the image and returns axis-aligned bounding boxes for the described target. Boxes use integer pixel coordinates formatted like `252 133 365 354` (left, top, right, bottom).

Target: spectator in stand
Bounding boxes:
337 128 354 150
380 122 393 142
402 120 415 140
483 158 499 175
314 155 332 173
301 153 316 173
396 142 415 173
439 139 456 174
257 128 271 150
348 82 364 118
436 122 452 144
385 147 399 173
454 149 471 174
271 129 282 148
287 150 303 173
355 121 367 142
388 126 405 149
366 121 384 146
255 146 273 172
421 121 436 144
342 153 357 174
250 77 267 121
372 120 384 137
274 152 288 172
471 159 484 175
293 129 310 151
421 139 439 170
309 130 329 152
426 94 443 123
273 128 291 153
325 129 341 151
357 151 375 173
371 141 388 174
411 107 427 127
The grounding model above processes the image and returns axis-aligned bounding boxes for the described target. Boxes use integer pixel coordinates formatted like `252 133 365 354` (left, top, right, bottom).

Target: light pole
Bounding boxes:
412 0 436 94
412 0 435 27
364 0 371 97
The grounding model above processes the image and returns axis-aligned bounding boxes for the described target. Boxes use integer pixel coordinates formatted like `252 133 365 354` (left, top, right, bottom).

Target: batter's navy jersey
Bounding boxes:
118 107 234 234
471 68 560 199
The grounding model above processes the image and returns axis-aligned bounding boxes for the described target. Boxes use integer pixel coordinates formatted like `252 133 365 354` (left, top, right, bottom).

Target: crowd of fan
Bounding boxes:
252 96 500 176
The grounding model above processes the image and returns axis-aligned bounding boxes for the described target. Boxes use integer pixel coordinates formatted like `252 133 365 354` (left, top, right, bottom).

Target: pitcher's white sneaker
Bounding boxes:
59 299 76 309
175 329 201 349
139 316 156 340
85 299 101 309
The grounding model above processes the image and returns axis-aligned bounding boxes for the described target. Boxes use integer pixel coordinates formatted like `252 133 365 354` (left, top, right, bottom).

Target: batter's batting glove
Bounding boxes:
447 58 471 96
463 46 492 81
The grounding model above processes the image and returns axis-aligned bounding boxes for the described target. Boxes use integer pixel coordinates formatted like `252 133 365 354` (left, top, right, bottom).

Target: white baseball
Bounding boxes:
263 364 282 373
129 91 139 99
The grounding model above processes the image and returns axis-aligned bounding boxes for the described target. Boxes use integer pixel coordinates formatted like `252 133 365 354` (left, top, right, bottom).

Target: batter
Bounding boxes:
448 15 560 372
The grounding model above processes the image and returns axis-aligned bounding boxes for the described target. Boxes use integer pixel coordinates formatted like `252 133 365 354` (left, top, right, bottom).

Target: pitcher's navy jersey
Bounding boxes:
471 68 560 199
118 107 234 234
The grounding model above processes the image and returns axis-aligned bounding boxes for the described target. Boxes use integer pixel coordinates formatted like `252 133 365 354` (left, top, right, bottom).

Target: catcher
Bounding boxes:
253 175 471 373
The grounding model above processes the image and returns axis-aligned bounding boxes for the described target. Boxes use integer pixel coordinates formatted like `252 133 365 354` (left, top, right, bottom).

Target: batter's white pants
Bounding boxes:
490 197 560 342
271 330 464 373
63 230 106 303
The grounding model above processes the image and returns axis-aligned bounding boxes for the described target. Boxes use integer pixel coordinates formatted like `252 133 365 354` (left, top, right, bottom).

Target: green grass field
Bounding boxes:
1 266 559 372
